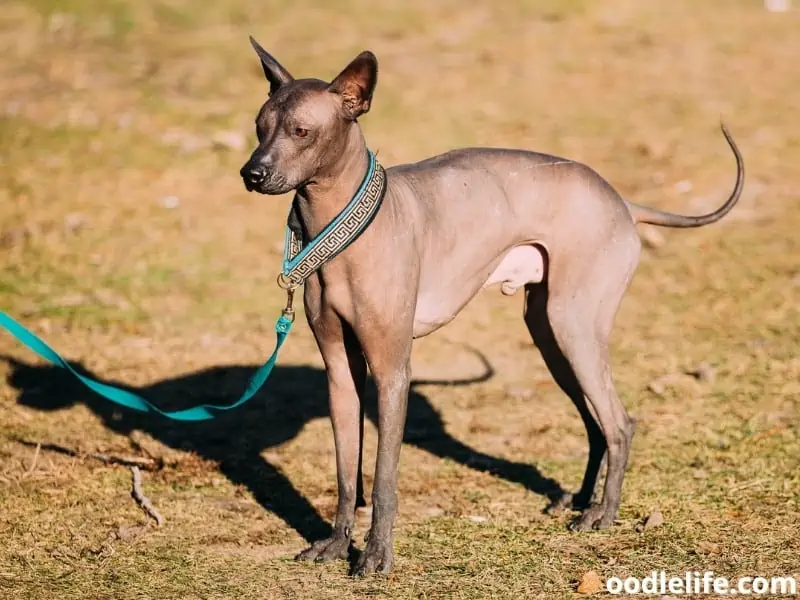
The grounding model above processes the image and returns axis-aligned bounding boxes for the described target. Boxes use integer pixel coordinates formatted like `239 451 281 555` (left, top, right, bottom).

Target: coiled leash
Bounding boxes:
0 151 387 421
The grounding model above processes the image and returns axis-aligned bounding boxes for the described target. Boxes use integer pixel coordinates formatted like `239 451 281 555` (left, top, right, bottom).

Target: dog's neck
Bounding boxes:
294 127 370 240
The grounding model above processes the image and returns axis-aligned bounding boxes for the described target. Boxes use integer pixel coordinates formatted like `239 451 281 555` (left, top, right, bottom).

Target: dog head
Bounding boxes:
239 37 378 195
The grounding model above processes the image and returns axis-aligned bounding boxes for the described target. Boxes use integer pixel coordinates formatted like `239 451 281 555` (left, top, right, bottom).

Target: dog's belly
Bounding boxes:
412 245 545 338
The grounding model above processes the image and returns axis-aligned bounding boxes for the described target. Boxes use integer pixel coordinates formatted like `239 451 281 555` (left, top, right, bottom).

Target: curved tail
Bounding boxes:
627 123 744 228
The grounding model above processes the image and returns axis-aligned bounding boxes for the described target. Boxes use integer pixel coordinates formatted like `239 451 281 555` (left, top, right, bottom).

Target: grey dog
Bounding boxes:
239 39 744 576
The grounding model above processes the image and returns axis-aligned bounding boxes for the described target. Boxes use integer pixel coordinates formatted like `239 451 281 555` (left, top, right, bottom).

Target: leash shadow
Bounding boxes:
2 354 565 543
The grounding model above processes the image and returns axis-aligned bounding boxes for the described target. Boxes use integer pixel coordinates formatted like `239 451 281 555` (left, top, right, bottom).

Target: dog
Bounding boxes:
239 38 744 576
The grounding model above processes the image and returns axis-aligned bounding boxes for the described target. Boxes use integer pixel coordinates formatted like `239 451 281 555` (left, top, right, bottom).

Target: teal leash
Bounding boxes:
0 309 294 422
0 151 387 422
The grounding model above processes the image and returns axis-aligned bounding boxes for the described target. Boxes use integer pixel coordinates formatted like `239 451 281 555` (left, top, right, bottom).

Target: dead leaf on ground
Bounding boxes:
636 509 665 532
577 570 603 595
695 541 721 555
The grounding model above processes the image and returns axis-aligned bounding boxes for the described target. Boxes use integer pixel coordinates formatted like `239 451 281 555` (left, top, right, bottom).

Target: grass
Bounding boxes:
1 0 799 598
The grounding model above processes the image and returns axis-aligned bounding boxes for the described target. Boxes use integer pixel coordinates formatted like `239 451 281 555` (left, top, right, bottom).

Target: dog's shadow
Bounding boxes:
2 352 566 543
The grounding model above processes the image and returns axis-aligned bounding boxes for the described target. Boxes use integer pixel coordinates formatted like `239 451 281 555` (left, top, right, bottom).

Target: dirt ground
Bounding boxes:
1 1 798 598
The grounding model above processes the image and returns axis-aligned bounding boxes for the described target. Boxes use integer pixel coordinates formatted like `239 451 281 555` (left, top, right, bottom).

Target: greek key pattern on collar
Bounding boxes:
285 161 386 285
287 230 302 262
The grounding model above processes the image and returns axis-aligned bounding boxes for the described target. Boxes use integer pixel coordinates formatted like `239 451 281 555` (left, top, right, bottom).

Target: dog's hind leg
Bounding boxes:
526 232 639 530
525 284 607 514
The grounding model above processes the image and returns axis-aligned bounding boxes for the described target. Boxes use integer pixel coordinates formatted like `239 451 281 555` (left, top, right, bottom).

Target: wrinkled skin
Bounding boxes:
240 38 744 576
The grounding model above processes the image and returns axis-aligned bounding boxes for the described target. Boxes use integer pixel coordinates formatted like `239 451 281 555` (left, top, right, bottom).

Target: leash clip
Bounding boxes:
282 288 296 323
277 273 299 323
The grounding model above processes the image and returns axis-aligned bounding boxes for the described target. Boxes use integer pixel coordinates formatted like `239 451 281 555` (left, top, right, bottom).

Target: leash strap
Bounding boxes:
0 310 293 421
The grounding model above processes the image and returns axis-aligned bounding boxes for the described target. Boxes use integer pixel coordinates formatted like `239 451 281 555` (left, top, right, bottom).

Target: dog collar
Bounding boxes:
280 150 387 288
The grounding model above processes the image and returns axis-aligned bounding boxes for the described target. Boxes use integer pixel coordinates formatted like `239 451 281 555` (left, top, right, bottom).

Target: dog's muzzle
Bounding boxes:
240 161 291 194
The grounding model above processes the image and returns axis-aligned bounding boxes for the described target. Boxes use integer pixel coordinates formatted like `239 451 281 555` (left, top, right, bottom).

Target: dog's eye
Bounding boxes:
294 127 309 138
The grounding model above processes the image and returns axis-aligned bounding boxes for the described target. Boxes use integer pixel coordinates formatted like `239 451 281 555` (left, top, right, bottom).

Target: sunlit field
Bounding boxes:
1 1 798 598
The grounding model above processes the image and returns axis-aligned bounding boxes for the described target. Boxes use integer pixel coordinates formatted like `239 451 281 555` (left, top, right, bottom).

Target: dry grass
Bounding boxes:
1 0 798 598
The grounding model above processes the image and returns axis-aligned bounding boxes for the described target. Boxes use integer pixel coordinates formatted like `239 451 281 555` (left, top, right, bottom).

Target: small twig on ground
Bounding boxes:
130 466 165 527
87 451 158 469
729 478 768 493
13 438 161 470
23 443 41 478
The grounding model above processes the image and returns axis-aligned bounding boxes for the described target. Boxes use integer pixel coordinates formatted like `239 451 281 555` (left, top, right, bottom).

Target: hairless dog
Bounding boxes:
239 39 744 576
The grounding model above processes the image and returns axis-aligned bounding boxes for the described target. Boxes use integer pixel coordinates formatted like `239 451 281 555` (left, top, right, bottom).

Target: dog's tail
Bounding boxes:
626 123 744 228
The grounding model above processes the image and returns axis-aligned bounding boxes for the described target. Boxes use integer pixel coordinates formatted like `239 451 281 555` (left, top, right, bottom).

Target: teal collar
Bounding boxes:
281 150 387 287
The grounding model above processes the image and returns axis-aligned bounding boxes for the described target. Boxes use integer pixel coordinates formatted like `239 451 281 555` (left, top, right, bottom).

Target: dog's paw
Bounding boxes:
350 538 393 577
295 535 351 563
569 504 616 532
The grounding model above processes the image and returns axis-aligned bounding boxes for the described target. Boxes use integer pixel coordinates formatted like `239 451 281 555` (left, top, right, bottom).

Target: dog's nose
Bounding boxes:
240 163 267 185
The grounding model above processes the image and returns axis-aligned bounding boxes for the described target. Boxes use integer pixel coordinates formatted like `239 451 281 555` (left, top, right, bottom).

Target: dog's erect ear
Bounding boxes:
249 36 294 94
329 51 378 120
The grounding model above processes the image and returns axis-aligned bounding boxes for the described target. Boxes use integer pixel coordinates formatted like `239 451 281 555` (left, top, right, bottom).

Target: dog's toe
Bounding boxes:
350 538 393 577
295 535 351 563
569 505 616 532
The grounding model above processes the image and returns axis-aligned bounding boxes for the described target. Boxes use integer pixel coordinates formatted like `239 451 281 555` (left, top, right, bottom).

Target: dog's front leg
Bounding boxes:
296 304 366 563
351 336 412 577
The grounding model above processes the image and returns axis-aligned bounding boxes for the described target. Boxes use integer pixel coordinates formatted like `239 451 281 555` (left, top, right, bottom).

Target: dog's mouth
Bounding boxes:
243 174 293 196
243 178 265 193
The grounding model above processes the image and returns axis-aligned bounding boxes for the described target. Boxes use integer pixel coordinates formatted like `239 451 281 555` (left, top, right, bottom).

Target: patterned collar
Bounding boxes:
281 151 387 288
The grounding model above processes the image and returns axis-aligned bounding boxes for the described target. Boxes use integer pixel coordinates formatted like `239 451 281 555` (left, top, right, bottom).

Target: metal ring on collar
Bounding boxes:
277 272 301 291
